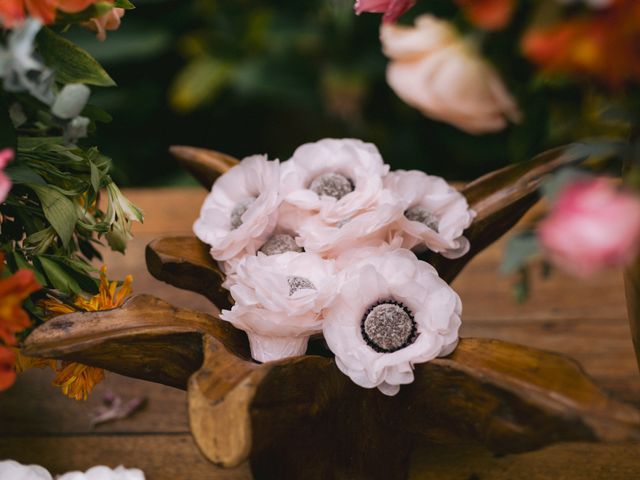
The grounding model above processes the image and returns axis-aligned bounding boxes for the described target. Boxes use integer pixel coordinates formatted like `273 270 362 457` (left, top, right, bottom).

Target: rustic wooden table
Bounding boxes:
1 188 639 479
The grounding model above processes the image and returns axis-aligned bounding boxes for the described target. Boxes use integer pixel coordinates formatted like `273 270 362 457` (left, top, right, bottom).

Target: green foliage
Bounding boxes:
38 27 116 87
1 16 141 315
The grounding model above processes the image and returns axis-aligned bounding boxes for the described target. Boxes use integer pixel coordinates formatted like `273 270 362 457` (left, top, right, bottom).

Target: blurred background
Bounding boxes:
70 0 558 186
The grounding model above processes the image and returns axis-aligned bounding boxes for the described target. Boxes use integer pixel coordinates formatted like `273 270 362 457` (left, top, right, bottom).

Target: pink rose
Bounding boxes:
83 7 125 42
354 0 415 23
539 177 640 277
0 149 14 204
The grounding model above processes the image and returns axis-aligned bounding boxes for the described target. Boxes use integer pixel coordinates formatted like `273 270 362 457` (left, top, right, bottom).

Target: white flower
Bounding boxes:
323 247 461 396
0 460 52 480
221 251 336 362
104 181 144 253
0 19 55 105
56 466 144 480
385 170 474 258
380 15 520 134
281 138 390 223
0 462 145 480
296 189 403 257
194 155 281 261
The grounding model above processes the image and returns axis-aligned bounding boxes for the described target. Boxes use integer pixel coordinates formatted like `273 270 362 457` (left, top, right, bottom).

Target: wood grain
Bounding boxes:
21 292 640 478
625 256 640 373
169 145 239 190
146 236 232 311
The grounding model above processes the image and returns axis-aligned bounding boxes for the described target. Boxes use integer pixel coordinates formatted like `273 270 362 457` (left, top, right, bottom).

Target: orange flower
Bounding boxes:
0 346 17 391
455 0 515 31
0 258 40 347
1 0 106 28
13 348 57 372
522 0 640 88
53 361 105 401
38 266 133 400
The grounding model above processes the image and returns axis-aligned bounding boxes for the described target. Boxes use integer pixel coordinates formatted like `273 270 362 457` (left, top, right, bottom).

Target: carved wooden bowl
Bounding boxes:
23 146 640 479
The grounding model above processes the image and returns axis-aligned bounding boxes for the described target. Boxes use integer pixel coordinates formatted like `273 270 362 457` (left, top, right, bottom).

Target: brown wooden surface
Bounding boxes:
1 187 640 479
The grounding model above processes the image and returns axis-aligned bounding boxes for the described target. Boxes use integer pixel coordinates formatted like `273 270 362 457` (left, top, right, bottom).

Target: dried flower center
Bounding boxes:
404 206 439 231
230 199 254 230
287 276 316 296
361 300 417 353
259 234 303 256
309 173 354 200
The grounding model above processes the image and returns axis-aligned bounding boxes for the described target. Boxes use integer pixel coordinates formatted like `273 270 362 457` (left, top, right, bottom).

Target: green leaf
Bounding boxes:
38 256 83 294
500 231 540 275
0 97 17 149
82 104 112 123
6 165 47 185
6 250 48 285
37 27 116 87
114 0 135 9
27 184 77 247
89 161 101 193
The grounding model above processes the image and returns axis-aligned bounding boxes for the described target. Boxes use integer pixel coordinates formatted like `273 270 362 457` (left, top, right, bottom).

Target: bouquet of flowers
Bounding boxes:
0 1 141 398
192 138 475 395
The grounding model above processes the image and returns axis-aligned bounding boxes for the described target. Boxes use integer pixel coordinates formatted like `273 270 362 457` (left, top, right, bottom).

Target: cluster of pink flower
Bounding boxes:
194 138 475 395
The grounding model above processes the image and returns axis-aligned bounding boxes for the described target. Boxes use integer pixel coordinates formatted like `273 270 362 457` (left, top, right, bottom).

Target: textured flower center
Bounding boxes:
309 173 354 200
230 199 254 230
361 300 417 353
287 276 316 295
404 206 439 231
259 234 303 256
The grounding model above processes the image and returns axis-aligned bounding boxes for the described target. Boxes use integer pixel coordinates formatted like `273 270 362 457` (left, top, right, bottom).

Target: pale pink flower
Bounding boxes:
539 178 640 278
323 247 461 396
0 148 14 203
295 189 403 257
221 252 336 362
385 170 475 258
193 155 281 261
381 15 521 134
354 0 415 23
281 138 390 224
83 8 125 42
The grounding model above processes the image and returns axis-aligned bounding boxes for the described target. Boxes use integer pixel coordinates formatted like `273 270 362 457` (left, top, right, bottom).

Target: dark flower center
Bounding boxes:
230 199 254 230
361 300 417 353
287 276 316 296
404 206 439 231
310 173 354 200
259 234 303 256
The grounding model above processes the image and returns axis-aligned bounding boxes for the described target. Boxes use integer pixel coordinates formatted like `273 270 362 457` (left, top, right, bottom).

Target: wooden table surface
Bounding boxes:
1 188 639 479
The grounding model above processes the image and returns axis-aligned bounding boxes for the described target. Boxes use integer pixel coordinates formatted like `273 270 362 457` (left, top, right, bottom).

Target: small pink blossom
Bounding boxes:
0 149 14 203
539 177 640 277
83 7 125 42
354 0 415 23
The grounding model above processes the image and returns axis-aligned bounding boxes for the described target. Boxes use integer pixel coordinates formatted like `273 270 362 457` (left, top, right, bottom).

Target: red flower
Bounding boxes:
0 346 17 391
354 0 415 23
522 0 640 88
455 0 515 30
1 0 105 28
0 257 40 347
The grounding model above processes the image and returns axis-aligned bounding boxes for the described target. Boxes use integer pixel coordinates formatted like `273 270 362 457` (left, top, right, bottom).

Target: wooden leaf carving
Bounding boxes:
169 145 239 189
145 236 232 310
22 294 249 389
423 144 588 282
22 295 640 479
624 255 640 373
